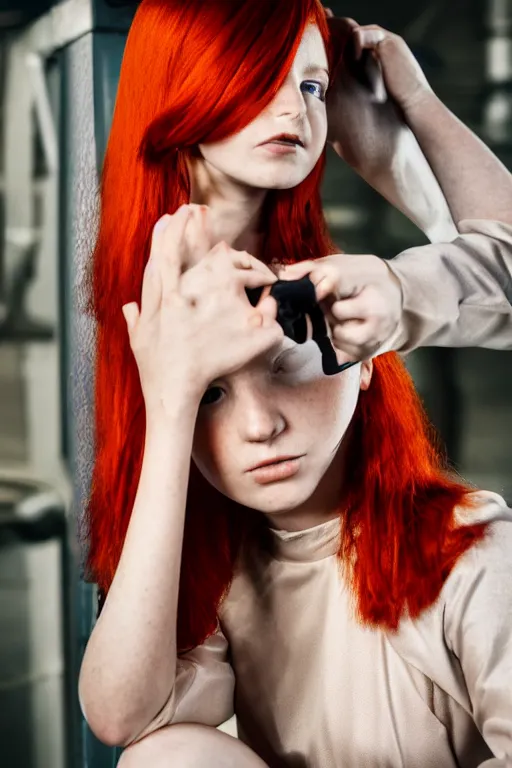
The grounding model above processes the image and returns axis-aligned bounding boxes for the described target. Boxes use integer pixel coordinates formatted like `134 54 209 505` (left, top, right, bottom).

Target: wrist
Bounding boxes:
379 259 408 353
144 387 202 431
402 88 440 124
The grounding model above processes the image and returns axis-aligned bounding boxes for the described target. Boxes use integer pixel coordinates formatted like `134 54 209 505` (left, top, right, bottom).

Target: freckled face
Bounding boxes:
196 24 330 191
191 340 373 525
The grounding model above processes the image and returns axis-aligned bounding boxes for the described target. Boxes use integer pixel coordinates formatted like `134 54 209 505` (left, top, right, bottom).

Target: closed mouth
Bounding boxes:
249 455 303 471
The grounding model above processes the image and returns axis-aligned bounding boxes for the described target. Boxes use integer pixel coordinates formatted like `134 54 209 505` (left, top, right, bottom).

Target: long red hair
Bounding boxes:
85 0 488 651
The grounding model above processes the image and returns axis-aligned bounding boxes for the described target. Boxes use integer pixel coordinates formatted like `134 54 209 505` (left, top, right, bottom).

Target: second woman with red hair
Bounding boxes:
78 1 512 765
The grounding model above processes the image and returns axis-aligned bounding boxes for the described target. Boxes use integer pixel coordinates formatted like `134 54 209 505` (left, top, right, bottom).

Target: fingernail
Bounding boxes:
362 30 385 44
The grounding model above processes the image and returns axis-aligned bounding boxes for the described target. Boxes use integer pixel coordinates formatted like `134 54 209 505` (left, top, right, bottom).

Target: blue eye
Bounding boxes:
301 80 327 102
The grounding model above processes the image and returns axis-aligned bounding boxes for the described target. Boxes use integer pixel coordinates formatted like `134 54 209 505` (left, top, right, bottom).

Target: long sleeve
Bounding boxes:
443 502 512 767
126 623 235 745
385 218 512 353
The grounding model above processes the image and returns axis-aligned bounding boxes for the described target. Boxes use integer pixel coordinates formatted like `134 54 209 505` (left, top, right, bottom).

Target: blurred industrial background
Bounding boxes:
0 0 510 766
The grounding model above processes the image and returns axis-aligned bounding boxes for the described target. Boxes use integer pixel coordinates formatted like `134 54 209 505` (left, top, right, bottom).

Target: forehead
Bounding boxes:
293 23 329 71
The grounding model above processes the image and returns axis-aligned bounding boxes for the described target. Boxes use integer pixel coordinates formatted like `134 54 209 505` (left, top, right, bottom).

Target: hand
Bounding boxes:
328 16 434 117
278 254 403 361
350 21 433 114
122 205 284 416
326 16 434 176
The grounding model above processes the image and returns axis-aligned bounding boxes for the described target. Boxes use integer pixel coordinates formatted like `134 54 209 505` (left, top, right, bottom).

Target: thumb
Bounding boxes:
257 294 279 321
122 302 139 331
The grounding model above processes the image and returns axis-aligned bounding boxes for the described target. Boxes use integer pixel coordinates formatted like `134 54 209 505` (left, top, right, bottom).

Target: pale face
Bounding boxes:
197 24 329 191
192 339 373 531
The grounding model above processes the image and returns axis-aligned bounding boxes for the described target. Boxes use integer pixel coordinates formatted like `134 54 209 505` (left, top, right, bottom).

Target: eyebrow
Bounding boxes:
303 64 330 78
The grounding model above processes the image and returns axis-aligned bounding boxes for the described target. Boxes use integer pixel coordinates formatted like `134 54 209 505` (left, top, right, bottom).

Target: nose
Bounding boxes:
237 385 286 444
269 74 307 121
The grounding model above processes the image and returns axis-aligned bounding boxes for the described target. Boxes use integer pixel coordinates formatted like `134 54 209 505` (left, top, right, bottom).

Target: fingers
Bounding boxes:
140 217 170 322
183 204 214 270
153 206 192 304
122 302 139 334
353 25 387 60
237 267 279 291
277 260 315 279
329 295 367 323
248 299 284 351
247 294 279 331
208 241 278 283
223 243 276 274
338 17 359 31
331 319 382 359
140 252 163 324
279 260 359 304
324 289 399 359
279 260 332 302
179 243 277 306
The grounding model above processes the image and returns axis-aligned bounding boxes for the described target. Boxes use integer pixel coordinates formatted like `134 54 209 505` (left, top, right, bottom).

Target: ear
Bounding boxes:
359 359 373 391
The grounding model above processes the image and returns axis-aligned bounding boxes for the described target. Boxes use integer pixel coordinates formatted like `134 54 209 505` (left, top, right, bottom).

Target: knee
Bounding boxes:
117 724 211 767
116 723 267 768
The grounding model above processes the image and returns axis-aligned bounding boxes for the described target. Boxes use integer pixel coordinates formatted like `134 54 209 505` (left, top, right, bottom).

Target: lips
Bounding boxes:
247 455 303 472
261 133 304 148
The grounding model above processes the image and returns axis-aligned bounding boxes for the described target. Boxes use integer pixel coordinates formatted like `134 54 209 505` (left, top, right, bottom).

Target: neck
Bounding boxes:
188 155 267 256
263 438 349 532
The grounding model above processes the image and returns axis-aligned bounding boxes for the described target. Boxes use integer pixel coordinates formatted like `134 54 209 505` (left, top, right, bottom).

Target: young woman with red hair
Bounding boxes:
78 1 512 765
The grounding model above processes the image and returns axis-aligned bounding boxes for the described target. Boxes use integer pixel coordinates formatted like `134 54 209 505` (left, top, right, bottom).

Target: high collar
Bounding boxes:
267 515 341 563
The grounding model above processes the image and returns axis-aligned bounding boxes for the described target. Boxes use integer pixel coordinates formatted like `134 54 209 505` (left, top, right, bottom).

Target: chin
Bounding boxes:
239 166 314 191
237 483 315 515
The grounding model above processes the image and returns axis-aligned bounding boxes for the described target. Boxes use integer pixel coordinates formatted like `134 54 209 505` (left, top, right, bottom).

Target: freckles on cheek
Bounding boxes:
319 374 360 424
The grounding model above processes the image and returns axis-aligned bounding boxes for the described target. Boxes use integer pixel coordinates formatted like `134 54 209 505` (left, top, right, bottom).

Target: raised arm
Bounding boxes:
316 17 512 357
79 206 281 746
327 19 512 233
402 89 512 228
387 219 512 352
79 400 201 746
326 18 457 242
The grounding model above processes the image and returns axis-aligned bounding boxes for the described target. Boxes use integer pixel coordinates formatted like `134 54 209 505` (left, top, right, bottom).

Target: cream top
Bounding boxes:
387 219 512 352
131 490 512 767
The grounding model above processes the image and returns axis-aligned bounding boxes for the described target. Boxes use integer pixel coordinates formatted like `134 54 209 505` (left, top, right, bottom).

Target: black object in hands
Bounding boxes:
245 276 357 376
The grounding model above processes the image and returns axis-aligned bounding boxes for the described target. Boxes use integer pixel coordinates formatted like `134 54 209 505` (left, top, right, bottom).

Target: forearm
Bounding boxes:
79 397 200 745
386 219 512 352
404 92 512 226
330 94 459 243
367 117 459 242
